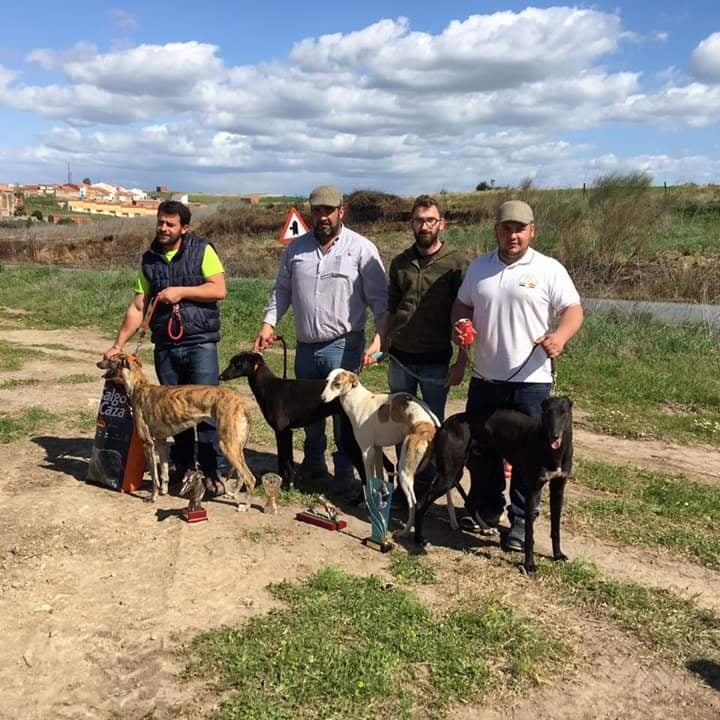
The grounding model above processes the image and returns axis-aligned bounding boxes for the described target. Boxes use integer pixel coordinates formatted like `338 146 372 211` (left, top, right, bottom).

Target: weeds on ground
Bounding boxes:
559 312 720 446
541 559 720 663
0 377 40 389
0 407 59 443
390 552 437 585
187 567 565 720
0 339 36 371
568 458 720 569
57 373 97 384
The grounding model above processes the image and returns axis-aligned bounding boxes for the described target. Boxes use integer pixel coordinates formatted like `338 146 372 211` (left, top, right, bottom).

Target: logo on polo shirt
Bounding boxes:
518 273 538 289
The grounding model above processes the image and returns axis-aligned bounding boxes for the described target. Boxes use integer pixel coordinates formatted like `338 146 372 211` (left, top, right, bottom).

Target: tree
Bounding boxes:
31 209 43 221
475 181 491 191
82 177 92 185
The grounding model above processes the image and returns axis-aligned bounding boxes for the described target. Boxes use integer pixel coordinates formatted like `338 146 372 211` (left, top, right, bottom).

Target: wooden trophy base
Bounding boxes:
362 536 394 553
295 511 347 531
182 507 208 523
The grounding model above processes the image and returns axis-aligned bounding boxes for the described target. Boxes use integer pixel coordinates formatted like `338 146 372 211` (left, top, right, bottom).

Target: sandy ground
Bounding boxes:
0 326 718 719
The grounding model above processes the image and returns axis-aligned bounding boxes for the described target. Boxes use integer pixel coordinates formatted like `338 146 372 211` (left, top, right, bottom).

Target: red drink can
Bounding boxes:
454 318 476 345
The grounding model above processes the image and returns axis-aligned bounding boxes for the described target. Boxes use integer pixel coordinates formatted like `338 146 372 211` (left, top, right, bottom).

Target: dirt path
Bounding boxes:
1 327 718 719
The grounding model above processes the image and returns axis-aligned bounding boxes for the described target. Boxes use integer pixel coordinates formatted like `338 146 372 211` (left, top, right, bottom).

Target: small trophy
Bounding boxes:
362 475 394 553
296 494 347 531
261 472 282 514
179 469 209 523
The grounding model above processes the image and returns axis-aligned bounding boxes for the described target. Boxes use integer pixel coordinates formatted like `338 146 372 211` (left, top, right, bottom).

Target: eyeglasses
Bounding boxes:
411 217 441 228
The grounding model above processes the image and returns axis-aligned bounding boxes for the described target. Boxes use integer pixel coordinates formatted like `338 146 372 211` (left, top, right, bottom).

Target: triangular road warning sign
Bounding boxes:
279 208 309 244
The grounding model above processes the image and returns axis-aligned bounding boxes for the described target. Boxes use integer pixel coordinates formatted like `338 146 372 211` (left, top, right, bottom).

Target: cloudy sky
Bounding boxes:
1 1 719 195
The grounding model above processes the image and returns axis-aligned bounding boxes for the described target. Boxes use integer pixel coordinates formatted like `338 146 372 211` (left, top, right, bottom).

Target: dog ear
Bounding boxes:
350 373 359 388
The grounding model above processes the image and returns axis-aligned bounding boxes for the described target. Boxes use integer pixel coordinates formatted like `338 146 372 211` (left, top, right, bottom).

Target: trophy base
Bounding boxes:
295 511 347 531
182 507 208 523
362 536 394 553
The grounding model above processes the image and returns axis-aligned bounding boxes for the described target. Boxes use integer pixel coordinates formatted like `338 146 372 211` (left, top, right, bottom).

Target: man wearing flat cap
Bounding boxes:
254 185 387 499
451 199 583 551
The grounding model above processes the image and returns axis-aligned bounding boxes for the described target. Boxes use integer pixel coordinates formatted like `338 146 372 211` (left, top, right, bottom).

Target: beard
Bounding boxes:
414 229 440 249
313 217 342 243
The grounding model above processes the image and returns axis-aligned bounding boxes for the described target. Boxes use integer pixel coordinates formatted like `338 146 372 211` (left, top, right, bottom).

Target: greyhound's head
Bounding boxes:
321 368 359 403
96 352 146 392
540 396 573 450
220 351 264 381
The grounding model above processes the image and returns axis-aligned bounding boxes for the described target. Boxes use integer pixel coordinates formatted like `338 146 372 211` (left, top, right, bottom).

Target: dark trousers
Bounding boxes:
465 377 551 520
154 342 227 477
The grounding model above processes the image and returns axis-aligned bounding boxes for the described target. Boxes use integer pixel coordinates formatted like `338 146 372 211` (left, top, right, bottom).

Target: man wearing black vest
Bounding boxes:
102 200 228 492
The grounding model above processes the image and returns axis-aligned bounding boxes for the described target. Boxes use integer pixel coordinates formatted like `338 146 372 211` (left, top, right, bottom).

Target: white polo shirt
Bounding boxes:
457 248 581 383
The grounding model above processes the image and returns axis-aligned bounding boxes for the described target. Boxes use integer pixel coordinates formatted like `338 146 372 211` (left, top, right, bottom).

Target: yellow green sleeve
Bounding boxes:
202 244 224 278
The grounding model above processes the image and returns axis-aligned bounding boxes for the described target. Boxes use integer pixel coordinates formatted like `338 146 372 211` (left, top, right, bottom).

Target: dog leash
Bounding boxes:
167 304 185 341
133 295 160 355
383 353 449 386
460 342 550 384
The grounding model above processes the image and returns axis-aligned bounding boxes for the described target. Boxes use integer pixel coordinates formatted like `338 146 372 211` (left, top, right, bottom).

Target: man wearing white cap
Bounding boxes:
254 185 387 500
451 200 583 551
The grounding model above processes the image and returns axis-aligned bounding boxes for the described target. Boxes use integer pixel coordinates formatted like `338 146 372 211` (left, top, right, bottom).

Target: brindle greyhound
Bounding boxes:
97 353 256 509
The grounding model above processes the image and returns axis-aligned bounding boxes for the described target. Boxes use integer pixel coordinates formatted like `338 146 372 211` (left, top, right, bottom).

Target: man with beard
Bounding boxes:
102 200 228 492
379 195 468 422
254 185 387 500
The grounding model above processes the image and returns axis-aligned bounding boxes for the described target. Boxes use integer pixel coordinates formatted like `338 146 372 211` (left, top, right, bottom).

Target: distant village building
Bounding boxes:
0 184 19 217
156 185 168 193
68 198 161 218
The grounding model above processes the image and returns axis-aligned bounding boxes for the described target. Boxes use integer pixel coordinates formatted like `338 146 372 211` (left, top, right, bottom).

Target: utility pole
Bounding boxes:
67 162 72 185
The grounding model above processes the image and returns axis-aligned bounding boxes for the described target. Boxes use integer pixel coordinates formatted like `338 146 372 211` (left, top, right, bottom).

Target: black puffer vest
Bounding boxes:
141 233 221 347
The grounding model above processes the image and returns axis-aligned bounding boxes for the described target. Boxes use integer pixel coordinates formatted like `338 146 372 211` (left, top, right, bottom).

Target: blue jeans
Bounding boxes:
465 378 551 521
387 357 449 422
154 342 228 477
294 331 364 488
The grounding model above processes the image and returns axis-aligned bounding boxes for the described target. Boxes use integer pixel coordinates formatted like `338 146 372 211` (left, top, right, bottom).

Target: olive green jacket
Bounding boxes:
387 243 467 357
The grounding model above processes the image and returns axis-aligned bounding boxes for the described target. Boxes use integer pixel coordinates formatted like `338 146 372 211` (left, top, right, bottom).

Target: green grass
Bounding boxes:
558 312 720 445
187 567 565 720
0 377 40 389
390 553 437 585
0 339 35 371
541 559 720 662
569 458 720 569
0 407 59 443
56 373 96 384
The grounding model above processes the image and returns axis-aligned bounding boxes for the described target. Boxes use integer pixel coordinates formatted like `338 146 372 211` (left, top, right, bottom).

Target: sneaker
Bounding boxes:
501 515 526 552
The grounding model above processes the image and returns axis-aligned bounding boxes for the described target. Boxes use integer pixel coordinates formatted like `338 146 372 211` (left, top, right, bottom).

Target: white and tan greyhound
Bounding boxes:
321 368 457 537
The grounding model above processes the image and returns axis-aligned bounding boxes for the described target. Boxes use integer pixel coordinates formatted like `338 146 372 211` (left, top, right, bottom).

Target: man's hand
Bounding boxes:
102 343 123 361
155 287 185 305
253 323 275 352
535 333 565 359
362 334 382 366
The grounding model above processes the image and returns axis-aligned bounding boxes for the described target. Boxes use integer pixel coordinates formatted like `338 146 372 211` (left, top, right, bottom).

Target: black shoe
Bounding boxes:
501 516 525 552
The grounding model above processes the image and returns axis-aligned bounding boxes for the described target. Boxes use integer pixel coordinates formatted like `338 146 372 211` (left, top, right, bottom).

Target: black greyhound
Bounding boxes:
220 351 393 493
414 396 573 573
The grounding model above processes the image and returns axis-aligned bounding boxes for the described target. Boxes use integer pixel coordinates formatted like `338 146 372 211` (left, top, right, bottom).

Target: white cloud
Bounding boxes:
1 8 720 191
690 32 720 84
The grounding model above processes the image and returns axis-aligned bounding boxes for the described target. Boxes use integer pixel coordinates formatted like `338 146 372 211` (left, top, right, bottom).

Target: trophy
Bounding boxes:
261 473 282 514
296 494 347 531
362 475 394 553
179 469 208 523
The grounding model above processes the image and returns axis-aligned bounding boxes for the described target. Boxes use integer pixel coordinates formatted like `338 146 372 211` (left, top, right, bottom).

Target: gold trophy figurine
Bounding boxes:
261 473 282 514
